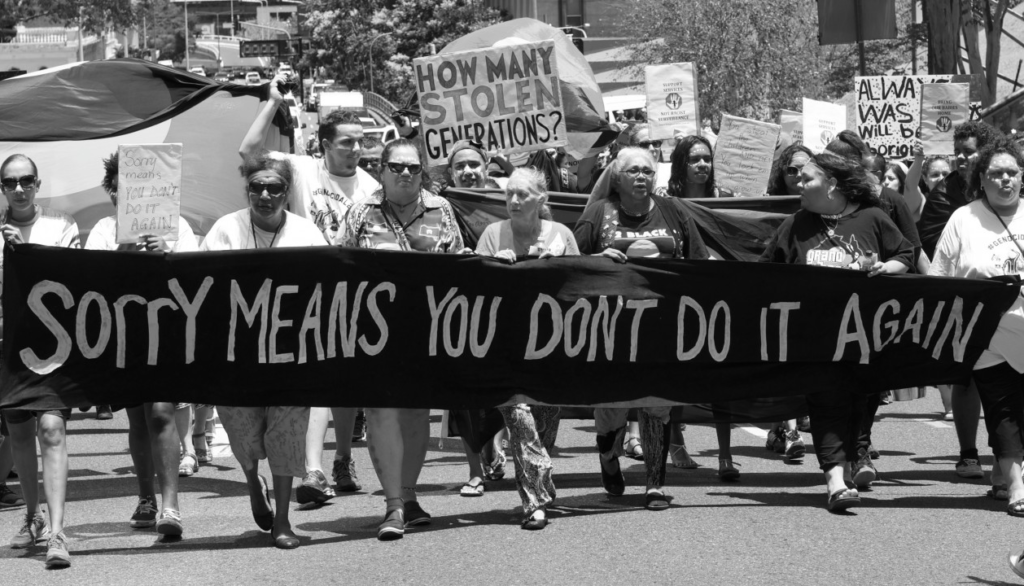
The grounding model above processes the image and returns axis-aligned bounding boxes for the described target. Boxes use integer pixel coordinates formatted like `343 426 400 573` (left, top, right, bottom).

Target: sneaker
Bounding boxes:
377 508 404 541
868 444 880 460
10 512 49 548
784 430 806 461
156 508 183 537
403 501 432 527
96 404 113 420
332 457 361 492
852 453 877 488
765 425 786 454
351 411 367 442
956 458 984 479
0 483 25 508
296 470 335 505
45 531 71 568
797 416 811 433
129 496 158 528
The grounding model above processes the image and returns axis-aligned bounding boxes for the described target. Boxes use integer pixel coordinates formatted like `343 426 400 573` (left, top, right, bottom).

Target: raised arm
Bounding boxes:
903 144 926 222
239 73 288 160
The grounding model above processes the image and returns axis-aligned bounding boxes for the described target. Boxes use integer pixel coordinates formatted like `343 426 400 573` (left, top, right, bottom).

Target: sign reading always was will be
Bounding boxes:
116 143 182 244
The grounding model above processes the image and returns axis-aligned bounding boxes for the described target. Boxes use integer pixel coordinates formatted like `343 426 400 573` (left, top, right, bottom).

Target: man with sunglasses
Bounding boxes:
0 154 80 568
240 74 374 508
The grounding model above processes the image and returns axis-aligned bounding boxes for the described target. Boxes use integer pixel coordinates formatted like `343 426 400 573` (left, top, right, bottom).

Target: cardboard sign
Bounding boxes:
776 109 803 157
854 75 983 160
116 143 182 244
413 40 567 166
802 98 846 153
714 114 781 197
920 83 969 156
645 62 700 140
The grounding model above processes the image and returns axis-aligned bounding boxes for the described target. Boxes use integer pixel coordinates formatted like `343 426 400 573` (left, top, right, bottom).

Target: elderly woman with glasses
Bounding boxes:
200 153 329 549
573 147 709 510
337 138 465 541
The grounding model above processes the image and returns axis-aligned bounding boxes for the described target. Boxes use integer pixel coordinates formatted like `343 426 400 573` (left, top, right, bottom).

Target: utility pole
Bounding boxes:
184 0 190 69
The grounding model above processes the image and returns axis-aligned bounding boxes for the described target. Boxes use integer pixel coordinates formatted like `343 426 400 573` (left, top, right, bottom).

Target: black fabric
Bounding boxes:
973 362 1024 459
878 187 922 265
0 243 1017 411
573 197 710 260
918 171 972 259
448 408 505 453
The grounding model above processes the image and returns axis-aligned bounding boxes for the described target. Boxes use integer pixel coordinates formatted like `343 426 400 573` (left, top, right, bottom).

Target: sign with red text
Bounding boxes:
920 83 969 156
413 40 567 166
714 114 780 197
645 62 700 140
802 99 846 153
116 143 182 244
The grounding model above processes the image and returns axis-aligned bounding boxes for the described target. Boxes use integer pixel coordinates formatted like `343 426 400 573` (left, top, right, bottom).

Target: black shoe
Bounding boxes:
868 444 880 460
645 489 670 510
599 455 625 497
797 416 811 433
521 512 548 530
852 454 877 488
96 405 113 420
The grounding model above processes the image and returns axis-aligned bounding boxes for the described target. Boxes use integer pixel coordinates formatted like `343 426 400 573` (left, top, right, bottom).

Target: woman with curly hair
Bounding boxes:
666 135 721 199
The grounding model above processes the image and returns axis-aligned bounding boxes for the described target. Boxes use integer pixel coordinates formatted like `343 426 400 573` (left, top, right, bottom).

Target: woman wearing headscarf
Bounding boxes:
337 138 465 540
574 147 709 509
761 151 914 511
201 153 329 549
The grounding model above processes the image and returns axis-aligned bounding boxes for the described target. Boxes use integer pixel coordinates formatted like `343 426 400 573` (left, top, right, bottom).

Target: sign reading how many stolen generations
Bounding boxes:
714 114 781 197
413 40 568 166
645 62 700 140
0 245 1017 411
116 143 182 244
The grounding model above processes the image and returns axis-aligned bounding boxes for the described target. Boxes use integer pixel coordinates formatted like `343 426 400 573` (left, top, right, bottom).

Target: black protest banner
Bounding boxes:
1 243 1018 411
413 39 568 166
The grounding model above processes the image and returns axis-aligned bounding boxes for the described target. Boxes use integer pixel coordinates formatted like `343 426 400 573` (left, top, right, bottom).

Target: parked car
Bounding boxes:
245 72 262 85
189 66 206 77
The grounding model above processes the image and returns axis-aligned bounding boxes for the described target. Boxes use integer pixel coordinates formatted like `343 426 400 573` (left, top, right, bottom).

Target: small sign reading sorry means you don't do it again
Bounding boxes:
116 143 182 244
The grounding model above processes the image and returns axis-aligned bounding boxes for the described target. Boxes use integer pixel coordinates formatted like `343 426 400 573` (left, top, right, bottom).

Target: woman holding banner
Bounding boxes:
573 147 710 509
1 154 81 567
337 138 465 540
760 151 914 511
929 138 1024 517
200 154 328 549
473 167 575 529
86 151 198 537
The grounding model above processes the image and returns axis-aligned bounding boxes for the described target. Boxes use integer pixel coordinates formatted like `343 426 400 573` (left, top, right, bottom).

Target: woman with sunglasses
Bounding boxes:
768 144 815 196
200 154 329 549
628 124 671 192
761 151 913 512
573 147 709 510
338 138 464 541
0 154 81 568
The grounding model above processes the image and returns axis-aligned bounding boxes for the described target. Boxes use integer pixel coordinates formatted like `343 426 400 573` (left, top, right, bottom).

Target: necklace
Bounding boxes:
620 199 652 219
250 213 285 249
820 202 850 236
387 194 420 215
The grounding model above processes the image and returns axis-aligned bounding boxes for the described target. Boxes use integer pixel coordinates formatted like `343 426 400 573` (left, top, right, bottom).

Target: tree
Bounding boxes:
0 0 141 36
301 0 502 105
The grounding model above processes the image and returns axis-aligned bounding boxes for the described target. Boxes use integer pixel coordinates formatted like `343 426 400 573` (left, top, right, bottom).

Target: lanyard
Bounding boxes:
983 199 1024 299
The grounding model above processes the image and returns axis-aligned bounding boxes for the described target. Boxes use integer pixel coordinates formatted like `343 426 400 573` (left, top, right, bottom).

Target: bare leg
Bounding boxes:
366 408 403 506
271 474 296 540
147 403 180 511
174 405 195 457
331 407 357 460
126 406 155 498
0 430 15 480
716 423 732 461
37 413 68 534
8 418 39 517
399 409 429 503
304 407 330 473
460 440 486 485
192 405 214 455
952 383 981 460
939 385 954 415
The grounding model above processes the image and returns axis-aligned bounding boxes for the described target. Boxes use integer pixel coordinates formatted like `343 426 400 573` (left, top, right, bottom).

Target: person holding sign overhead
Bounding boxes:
337 138 465 540
760 151 914 512
0 154 80 568
85 151 199 537
239 74 375 509
200 154 329 550
574 147 709 510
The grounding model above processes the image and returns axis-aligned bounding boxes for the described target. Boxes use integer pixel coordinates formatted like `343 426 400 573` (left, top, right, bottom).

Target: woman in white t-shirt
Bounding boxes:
201 154 328 550
930 139 1024 527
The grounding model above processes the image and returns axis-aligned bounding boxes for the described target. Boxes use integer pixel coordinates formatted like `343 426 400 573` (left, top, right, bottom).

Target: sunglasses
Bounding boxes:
358 158 381 169
637 140 662 149
386 162 423 175
247 181 287 197
785 165 804 177
1 175 36 191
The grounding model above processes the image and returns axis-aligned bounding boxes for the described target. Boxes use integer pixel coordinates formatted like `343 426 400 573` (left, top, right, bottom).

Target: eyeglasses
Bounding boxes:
785 165 804 177
623 166 656 178
358 158 381 169
1 175 36 191
637 140 662 149
247 181 287 197
385 162 423 175
688 155 712 165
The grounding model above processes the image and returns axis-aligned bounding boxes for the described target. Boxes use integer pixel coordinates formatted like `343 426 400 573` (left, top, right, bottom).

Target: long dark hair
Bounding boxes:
885 163 907 194
768 144 813 195
809 151 879 207
667 135 715 198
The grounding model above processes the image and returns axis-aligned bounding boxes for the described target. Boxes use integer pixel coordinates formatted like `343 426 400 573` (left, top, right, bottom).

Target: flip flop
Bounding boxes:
1008 499 1024 518
827 487 860 512
1008 550 1024 580
460 479 485 497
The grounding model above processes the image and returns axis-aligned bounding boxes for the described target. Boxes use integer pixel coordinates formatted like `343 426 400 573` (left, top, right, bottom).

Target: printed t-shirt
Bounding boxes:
85 215 199 252
337 190 464 253
760 206 915 270
271 153 380 242
573 197 710 260
929 199 1024 372
199 209 328 252
475 220 581 257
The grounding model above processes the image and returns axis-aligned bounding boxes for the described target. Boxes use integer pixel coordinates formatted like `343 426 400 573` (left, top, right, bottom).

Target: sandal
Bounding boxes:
623 436 644 461
989 484 1009 501
178 453 198 477
827 487 860 512
195 449 213 464
670 444 698 469
1008 499 1024 517
460 479 485 497
1009 550 1024 580
483 453 506 481
718 459 740 482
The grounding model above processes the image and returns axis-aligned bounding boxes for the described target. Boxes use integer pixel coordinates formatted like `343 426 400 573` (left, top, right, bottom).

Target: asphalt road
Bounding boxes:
1 394 1023 585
